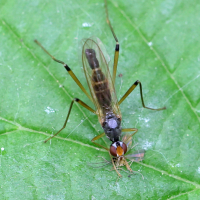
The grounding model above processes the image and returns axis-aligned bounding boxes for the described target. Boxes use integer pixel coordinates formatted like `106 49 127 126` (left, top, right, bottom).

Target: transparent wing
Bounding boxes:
122 133 145 161
125 149 145 162
82 38 121 123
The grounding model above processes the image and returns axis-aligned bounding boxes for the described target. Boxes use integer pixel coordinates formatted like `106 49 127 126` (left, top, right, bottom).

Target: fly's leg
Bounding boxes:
92 133 122 176
104 0 119 85
34 40 93 102
104 1 165 111
121 128 137 173
122 128 138 143
121 128 145 178
44 98 96 143
118 80 166 110
92 133 122 177
91 132 109 151
109 152 122 177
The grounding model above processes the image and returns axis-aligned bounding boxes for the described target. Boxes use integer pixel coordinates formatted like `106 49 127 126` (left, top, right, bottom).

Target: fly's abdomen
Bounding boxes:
85 49 111 109
92 69 111 109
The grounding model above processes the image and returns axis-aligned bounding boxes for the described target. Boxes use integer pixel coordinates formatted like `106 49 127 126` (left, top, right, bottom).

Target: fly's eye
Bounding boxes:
110 146 117 157
122 142 127 155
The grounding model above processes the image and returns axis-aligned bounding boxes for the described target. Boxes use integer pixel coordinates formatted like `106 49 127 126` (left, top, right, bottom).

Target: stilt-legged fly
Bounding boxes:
34 0 166 177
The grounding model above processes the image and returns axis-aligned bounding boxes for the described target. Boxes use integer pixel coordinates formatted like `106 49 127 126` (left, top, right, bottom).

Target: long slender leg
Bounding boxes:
104 0 119 85
91 132 109 151
34 40 93 102
44 98 96 143
118 80 166 110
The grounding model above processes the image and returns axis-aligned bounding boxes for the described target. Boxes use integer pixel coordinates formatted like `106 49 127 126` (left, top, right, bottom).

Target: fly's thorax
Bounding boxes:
110 141 127 157
102 112 121 142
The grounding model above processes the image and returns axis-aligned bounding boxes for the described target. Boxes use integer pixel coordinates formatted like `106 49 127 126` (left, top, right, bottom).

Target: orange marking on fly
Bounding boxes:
116 146 123 156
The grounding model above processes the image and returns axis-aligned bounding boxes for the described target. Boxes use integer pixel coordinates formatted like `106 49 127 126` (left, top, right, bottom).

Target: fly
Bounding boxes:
34 0 166 177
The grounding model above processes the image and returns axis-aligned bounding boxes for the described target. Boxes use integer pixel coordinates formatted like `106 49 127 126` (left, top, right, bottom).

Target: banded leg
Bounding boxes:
104 0 119 84
118 80 166 110
34 40 93 102
44 98 96 143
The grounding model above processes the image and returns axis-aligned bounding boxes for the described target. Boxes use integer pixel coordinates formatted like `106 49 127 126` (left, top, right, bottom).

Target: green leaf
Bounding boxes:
0 0 200 199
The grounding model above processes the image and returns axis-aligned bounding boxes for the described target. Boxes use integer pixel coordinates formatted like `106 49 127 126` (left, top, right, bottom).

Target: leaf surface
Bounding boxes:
0 0 200 199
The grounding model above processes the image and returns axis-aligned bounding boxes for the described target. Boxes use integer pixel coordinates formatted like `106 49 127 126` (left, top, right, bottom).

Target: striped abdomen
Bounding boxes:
85 49 111 111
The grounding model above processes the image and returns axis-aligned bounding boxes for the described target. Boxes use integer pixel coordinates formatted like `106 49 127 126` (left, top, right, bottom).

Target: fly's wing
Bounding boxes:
125 149 145 162
82 38 121 123
95 37 111 66
122 134 145 161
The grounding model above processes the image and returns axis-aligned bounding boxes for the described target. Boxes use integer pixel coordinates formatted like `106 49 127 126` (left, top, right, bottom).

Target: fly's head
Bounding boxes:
109 141 127 159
